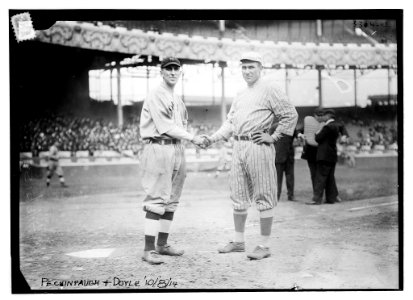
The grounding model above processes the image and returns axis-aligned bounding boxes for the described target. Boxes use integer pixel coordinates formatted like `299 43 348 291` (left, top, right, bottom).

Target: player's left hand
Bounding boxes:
251 131 275 145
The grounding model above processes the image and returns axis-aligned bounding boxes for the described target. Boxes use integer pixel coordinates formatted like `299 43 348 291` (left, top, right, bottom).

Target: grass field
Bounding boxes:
19 156 399 203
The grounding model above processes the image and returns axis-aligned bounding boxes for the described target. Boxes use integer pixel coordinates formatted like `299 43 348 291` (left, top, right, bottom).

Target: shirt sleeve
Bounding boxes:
210 102 236 142
165 127 194 141
146 91 194 141
267 84 298 138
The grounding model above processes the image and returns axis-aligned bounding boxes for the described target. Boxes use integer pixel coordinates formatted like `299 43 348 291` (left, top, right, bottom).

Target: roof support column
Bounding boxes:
354 68 358 116
317 66 323 107
116 64 123 128
220 61 227 124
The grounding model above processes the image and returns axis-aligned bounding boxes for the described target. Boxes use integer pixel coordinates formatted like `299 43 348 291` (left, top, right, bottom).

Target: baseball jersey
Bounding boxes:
139 81 189 214
140 81 193 141
49 145 59 161
211 78 298 142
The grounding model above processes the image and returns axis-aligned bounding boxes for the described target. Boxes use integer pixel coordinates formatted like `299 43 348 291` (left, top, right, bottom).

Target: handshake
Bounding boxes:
191 135 213 149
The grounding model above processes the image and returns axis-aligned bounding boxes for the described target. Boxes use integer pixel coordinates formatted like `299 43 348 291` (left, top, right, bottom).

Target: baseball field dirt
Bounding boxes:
16 157 400 290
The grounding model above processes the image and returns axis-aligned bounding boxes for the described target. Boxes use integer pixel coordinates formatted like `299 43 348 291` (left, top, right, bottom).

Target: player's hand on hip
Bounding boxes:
252 131 275 145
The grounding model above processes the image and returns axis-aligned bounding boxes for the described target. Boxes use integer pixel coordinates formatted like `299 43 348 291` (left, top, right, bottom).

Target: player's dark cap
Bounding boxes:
322 108 336 117
313 107 324 116
161 57 181 69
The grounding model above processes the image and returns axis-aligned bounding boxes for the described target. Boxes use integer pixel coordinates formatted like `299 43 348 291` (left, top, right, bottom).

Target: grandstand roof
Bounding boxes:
95 20 397 44
36 20 397 68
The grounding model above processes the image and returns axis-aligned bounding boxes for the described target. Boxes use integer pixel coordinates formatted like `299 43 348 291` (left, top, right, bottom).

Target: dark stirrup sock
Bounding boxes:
157 211 174 247
144 211 161 251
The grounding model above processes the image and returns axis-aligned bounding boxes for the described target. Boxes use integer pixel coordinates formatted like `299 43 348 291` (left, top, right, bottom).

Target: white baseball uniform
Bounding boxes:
139 81 194 215
48 144 63 176
211 77 298 212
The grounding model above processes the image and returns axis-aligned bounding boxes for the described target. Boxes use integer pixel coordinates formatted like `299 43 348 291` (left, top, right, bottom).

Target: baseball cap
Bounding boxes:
161 57 181 69
240 51 263 65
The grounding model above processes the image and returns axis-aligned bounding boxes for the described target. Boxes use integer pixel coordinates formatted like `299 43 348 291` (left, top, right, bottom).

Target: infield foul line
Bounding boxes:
347 201 398 212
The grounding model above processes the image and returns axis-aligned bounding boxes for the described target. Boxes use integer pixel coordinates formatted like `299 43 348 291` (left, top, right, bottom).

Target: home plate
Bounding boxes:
66 248 116 258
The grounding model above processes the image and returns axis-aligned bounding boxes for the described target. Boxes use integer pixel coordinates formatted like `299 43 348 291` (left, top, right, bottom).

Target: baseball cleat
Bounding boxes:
218 241 245 253
155 244 184 256
142 250 165 264
247 245 271 260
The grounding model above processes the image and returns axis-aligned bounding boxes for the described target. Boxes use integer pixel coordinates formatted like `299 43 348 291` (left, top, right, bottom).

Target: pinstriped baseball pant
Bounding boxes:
230 140 277 212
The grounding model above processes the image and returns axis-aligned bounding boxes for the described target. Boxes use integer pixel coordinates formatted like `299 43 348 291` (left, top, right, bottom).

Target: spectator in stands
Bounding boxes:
214 140 233 178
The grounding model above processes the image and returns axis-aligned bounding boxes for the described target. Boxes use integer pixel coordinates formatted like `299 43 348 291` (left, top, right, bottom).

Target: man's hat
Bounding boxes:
322 108 336 117
313 107 324 116
161 57 181 69
240 51 263 65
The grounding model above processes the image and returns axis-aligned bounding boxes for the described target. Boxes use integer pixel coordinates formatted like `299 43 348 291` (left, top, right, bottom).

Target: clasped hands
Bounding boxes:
191 135 212 149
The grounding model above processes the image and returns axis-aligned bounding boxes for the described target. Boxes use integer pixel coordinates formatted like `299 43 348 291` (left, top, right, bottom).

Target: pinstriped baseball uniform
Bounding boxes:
211 77 298 212
139 81 192 214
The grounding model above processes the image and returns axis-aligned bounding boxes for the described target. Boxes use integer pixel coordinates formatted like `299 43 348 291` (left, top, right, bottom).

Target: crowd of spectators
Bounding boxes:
20 114 142 156
20 114 398 158
354 121 398 149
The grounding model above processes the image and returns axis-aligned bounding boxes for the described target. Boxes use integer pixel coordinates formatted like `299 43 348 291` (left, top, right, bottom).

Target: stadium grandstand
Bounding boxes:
12 14 399 169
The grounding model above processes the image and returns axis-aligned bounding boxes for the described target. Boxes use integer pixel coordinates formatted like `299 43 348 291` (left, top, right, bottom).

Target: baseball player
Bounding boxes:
46 141 68 187
139 57 205 265
203 52 298 260
214 139 233 178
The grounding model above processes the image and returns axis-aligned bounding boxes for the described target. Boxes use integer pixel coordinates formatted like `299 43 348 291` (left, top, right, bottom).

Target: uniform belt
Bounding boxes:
234 131 269 141
144 138 180 145
234 135 253 141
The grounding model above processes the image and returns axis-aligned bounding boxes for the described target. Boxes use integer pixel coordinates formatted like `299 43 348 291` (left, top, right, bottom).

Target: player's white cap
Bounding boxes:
240 51 263 64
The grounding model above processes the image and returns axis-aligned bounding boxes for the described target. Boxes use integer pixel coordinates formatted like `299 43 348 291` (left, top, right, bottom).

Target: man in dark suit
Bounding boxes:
274 130 296 201
308 108 341 205
300 108 324 195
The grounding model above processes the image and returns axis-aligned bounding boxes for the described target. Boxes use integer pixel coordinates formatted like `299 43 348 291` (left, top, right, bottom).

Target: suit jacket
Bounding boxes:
301 144 318 162
275 134 294 164
315 120 340 163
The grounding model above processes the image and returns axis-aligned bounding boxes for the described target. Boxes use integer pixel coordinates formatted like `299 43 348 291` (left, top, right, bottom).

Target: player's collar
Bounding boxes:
161 80 175 93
